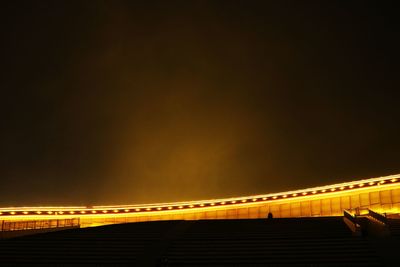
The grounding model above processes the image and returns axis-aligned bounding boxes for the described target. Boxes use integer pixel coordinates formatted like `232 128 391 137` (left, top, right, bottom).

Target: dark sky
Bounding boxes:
1 0 399 206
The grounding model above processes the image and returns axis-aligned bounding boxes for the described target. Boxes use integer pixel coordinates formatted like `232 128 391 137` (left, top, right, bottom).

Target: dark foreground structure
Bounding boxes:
1 216 399 266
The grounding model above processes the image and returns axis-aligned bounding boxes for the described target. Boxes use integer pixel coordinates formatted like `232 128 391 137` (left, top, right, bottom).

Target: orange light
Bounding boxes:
102 210 108 213
4 175 397 224
0 212 2 215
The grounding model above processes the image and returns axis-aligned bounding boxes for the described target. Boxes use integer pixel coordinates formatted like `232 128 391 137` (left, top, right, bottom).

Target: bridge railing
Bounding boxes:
0 218 80 232
344 209 357 223
368 209 388 224
343 209 362 235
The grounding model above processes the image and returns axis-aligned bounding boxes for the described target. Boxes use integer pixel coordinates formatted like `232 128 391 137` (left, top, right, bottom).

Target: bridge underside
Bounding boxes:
1 174 400 230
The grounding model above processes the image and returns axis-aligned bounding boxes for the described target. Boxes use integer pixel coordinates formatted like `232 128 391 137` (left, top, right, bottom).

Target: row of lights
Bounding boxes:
0 178 398 217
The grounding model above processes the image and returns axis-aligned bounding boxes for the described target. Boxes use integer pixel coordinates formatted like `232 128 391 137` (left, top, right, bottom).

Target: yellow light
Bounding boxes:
102 210 108 213
1 174 400 230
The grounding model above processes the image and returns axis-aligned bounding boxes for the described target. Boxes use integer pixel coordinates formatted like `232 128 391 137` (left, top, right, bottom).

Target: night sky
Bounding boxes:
1 1 399 206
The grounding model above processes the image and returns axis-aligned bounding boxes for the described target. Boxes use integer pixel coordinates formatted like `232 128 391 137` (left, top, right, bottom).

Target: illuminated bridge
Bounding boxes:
1 174 400 231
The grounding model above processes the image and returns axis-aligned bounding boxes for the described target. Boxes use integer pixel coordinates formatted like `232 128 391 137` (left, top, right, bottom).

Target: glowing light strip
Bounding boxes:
0 174 399 217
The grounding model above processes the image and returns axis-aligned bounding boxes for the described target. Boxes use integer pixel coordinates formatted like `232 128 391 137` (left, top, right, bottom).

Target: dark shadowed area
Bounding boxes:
0 0 399 206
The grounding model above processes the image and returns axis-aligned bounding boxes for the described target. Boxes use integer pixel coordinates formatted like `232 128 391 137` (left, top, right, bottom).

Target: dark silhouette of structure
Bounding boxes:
1 215 399 266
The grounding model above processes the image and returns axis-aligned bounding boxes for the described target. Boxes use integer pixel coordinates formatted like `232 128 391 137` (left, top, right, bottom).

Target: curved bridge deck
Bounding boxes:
1 174 400 229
